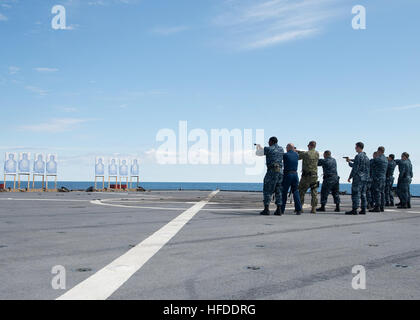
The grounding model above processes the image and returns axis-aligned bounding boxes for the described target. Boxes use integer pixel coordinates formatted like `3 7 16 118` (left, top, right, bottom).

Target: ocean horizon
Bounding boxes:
4 181 419 196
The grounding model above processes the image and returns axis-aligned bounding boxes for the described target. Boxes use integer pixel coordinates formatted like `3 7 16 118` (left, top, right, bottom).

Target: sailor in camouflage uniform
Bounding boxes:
407 157 413 209
366 152 377 209
369 146 388 212
385 154 396 207
297 141 319 214
316 150 340 212
256 137 284 216
395 153 413 209
346 142 370 215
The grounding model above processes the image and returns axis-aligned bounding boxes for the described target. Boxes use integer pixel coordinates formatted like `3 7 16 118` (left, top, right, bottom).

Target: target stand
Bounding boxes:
95 175 105 191
108 176 118 190
32 174 45 191
17 173 31 191
3 174 17 192
119 176 129 191
46 175 57 192
130 175 140 190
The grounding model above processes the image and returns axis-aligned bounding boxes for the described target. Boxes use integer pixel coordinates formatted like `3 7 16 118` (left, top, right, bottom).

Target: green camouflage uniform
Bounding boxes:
297 149 319 211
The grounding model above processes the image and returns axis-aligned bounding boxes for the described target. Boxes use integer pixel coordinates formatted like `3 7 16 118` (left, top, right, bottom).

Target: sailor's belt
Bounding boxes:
302 171 317 177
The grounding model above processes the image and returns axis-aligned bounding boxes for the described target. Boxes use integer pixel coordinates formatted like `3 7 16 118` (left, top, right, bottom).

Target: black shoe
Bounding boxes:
274 206 282 216
395 202 401 206
316 205 326 212
369 207 380 212
385 202 390 207
359 209 366 215
296 210 302 215
380 207 384 212
390 202 394 207
397 204 407 209
345 209 358 215
334 204 340 212
260 205 270 216
408 202 411 209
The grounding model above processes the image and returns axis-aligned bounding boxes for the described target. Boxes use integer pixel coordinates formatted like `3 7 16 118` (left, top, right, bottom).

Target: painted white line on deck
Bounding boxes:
57 190 219 300
0 198 88 202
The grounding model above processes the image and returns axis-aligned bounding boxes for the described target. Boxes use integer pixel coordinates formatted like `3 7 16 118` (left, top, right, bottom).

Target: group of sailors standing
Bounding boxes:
256 138 413 216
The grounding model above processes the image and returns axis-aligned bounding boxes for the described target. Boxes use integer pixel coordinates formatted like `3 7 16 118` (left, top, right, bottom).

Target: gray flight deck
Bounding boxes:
0 190 419 300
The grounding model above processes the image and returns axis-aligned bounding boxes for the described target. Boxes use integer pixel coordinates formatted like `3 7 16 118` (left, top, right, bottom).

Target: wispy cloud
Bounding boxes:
0 12 8 21
20 118 93 133
34 67 59 73
25 85 49 96
152 26 189 36
213 0 343 50
390 104 420 111
9 66 19 74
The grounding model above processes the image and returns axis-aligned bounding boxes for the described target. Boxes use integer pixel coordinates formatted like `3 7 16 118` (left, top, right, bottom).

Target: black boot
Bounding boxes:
316 205 326 212
274 206 282 216
369 207 380 212
334 204 340 212
260 205 270 215
407 201 411 209
345 209 358 215
380 206 384 212
390 201 394 207
397 203 407 209
359 209 366 215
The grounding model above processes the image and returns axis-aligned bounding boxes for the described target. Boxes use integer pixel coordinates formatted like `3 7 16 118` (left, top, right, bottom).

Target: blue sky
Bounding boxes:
0 0 419 182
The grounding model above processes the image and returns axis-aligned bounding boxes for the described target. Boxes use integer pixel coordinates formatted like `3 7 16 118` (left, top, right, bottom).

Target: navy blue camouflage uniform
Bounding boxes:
371 154 388 208
385 159 396 205
318 157 340 206
366 159 375 208
262 144 284 206
396 159 413 206
348 152 370 210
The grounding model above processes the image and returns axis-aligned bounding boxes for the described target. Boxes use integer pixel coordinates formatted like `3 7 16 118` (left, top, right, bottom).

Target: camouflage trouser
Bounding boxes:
298 174 318 209
263 169 283 206
385 177 394 204
320 176 340 205
351 177 367 210
372 178 386 208
397 178 411 205
366 180 373 207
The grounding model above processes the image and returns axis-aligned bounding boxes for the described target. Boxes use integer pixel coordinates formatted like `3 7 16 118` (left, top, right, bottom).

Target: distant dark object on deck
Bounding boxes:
58 187 70 193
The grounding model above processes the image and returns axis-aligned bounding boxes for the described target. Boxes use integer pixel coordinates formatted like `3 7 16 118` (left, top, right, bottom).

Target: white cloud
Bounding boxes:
391 104 420 111
8 66 19 74
34 67 59 73
0 12 8 21
25 85 49 96
20 118 91 133
213 0 343 50
152 26 189 36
